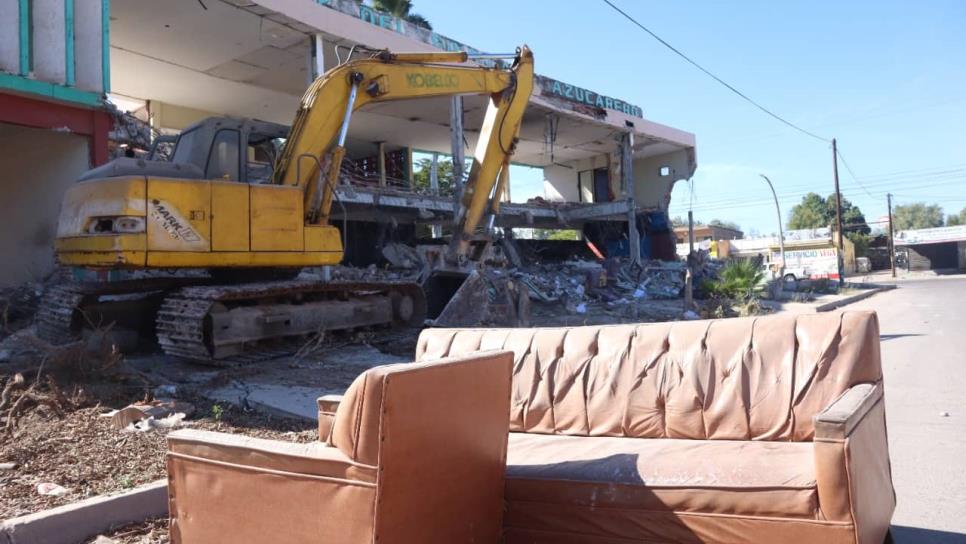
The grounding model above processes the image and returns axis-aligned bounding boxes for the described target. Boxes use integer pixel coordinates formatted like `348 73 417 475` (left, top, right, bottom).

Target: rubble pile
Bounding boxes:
513 257 688 316
0 281 46 337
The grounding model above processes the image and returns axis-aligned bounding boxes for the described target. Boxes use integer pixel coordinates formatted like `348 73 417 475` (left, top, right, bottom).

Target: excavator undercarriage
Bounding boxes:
38 277 425 364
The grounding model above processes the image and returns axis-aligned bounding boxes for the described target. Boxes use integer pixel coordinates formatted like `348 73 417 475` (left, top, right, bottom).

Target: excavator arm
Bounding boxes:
273 46 534 261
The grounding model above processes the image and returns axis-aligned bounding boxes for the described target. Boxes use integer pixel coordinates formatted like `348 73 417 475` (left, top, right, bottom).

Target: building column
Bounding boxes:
309 33 325 83
377 141 386 187
620 132 640 265
406 146 414 190
430 152 441 238
450 96 464 198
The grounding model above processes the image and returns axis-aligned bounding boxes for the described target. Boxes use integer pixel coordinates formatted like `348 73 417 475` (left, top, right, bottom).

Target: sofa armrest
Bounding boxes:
814 382 881 439
812 381 895 543
166 429 378 542
317 394 344 442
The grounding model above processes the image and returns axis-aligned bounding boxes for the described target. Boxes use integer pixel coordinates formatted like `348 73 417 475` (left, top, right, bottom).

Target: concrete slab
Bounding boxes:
207 344 410 421
0 480 167 544
209 383 326 421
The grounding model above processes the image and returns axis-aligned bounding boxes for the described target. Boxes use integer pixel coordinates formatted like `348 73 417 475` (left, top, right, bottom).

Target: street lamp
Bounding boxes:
760 174 785 280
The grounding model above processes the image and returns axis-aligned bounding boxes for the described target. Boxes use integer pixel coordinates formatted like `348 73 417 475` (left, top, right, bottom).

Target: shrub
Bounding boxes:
703 259 765 300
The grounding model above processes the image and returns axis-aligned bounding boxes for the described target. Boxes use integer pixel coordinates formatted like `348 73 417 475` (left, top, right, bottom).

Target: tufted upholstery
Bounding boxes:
416 310 894 543
416 311 882 442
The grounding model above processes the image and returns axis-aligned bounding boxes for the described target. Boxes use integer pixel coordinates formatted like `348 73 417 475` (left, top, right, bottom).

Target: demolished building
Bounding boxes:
0 0 696 287
107 0 696 266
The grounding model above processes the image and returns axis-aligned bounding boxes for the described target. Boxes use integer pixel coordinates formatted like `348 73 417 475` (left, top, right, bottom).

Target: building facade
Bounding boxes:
0 0 112 286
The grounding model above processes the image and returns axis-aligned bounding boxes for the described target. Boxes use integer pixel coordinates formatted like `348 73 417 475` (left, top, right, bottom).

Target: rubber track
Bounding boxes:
35 284 87 344
35 277 206 346
156 280 425 365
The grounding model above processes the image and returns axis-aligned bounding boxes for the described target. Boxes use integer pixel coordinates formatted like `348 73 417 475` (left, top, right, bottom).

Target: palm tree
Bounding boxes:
372 0 433 30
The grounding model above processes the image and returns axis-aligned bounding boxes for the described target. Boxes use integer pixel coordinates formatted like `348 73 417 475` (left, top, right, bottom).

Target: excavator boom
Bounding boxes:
275 46 534 262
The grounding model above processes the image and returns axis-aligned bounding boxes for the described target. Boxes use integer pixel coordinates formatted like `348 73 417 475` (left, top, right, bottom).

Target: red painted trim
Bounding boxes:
0 91 111 166
90 109 110 166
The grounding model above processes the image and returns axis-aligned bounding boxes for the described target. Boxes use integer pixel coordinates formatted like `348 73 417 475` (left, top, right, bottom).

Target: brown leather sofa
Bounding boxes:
166 350 513 543
413 310 895 543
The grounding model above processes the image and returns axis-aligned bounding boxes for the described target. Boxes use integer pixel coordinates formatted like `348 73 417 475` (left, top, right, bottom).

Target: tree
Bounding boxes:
787 192 869 235
708 219 742 234
893 203 944 231
787 192 871 255
946 207 966 227
372 0 433 29
412 157 454 194
787 193 828 230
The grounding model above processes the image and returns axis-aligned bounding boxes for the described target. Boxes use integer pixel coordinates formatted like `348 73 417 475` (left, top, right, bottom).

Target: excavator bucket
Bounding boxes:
424 269 529 328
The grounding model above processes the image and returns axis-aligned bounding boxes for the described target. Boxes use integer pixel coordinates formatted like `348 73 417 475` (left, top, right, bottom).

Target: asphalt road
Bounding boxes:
846 277 966 543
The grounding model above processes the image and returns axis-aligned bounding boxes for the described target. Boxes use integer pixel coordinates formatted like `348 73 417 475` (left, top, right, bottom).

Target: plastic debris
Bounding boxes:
124 412 187 433
36 482 69 496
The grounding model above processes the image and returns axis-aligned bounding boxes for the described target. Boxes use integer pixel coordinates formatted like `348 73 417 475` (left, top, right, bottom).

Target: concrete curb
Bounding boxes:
1 480 167 544
814 285 897 312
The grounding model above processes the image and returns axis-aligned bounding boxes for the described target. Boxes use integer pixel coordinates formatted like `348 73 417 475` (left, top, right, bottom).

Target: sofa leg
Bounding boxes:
883 529 895 544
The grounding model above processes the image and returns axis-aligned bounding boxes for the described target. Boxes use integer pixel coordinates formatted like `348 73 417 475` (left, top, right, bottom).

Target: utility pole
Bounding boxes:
832 138 845 285
887 193 896 278
687 210 695 256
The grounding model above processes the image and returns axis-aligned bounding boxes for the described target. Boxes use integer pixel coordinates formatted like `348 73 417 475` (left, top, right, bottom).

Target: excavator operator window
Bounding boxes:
206 129 240 181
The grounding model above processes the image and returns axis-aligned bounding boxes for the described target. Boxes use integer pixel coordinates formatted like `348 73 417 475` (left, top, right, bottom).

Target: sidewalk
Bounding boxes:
851 268 964 284
763 282 896 315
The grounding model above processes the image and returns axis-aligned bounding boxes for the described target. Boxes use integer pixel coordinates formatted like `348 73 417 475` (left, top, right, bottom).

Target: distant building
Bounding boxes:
895 225 966 271
674 224 743 244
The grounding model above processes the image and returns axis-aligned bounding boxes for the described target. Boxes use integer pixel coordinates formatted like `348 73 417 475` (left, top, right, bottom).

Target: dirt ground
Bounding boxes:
0 392 316 520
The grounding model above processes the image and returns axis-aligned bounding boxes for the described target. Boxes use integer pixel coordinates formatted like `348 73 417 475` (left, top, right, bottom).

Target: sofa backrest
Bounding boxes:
416 311 881 442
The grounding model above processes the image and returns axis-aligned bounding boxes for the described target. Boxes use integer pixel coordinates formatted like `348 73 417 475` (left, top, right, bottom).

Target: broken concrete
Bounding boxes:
206 344 410 421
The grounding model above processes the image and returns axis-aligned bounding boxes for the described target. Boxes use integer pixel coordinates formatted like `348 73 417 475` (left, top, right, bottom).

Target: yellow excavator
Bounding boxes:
40 46 534 362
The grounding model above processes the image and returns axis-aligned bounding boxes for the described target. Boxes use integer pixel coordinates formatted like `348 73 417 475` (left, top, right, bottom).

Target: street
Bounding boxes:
847 277 966 542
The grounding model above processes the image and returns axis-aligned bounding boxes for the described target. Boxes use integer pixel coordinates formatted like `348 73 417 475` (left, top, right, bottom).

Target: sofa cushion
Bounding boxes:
505 433 819 519
416 311 882 442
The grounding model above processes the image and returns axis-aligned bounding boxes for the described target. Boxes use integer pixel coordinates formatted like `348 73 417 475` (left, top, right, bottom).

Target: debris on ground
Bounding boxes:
87 518 169 544
0 395 315 519
511 256 693 323
36 482 70 496
107 399 195 431
0 280 47 339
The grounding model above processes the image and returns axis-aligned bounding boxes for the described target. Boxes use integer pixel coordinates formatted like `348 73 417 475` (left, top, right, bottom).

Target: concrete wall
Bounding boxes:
32 0 67 84
0 123 89 286
0 2 19 73
74 0 105 92
542 154 612 203
150 101 223 132
633 149 693 210
0 0 106 92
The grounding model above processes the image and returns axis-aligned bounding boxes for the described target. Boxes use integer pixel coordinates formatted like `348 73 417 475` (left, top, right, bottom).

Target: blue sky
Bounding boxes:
414 0 966 234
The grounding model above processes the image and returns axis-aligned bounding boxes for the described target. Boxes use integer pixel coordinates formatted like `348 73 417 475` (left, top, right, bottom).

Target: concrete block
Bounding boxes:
0 480 168 544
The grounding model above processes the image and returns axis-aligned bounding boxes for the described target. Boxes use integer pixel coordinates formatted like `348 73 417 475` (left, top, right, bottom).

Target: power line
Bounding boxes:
668 177 966 213
600 0 830 143
834 148 877 199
